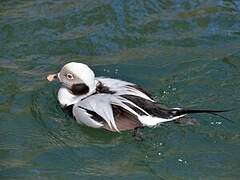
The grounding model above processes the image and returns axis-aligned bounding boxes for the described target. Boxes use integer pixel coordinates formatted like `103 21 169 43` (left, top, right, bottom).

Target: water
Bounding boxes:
1 0 240 179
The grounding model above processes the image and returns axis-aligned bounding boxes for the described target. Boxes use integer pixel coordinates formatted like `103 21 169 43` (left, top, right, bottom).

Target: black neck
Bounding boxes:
70 83 89 95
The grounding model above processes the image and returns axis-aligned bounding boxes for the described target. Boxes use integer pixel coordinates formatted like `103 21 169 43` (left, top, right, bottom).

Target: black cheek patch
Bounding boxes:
71 83 89 95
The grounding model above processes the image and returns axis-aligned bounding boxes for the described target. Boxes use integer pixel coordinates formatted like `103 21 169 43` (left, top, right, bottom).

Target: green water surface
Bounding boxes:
1 0 240 179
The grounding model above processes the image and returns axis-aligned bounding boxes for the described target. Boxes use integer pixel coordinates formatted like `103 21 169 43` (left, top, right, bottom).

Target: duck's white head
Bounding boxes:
47 62 97 106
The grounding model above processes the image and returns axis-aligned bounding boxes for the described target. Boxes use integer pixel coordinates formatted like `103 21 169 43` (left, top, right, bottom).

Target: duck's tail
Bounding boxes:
139 108 232 127
170 108 232 122
171 108 229 115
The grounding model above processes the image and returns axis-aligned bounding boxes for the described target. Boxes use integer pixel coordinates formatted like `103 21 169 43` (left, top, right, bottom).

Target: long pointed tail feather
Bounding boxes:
171 108 233 122
171 108 230 116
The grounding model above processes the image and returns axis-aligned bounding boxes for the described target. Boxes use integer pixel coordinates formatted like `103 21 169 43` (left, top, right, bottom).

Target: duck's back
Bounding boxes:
96 77 155 102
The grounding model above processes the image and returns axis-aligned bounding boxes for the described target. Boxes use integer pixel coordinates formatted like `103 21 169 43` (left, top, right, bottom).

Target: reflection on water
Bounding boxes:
0 0 240 179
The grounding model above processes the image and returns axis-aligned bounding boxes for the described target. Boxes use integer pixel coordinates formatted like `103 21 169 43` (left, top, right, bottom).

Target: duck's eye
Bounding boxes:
66 73 74 80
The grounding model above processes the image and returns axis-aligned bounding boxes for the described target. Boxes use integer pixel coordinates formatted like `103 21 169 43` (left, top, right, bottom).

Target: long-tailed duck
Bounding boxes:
47 62 226 132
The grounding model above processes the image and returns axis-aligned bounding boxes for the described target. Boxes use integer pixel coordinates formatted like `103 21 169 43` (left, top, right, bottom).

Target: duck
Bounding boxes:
47 62 227 132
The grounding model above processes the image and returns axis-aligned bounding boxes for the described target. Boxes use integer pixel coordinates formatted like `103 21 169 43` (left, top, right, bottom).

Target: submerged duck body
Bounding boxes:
47 62 224 132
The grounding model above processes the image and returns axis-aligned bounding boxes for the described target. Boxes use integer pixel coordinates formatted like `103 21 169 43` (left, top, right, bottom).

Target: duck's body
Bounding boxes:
58 77 186 132
47 62 226 132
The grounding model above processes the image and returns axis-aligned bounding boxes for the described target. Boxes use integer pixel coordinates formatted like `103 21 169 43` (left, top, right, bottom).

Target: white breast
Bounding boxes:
58 87 80 107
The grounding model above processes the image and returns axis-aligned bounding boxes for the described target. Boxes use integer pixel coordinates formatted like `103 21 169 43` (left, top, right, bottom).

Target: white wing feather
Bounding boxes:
74 94 117 130
72 106 103 128
73 93 152 131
